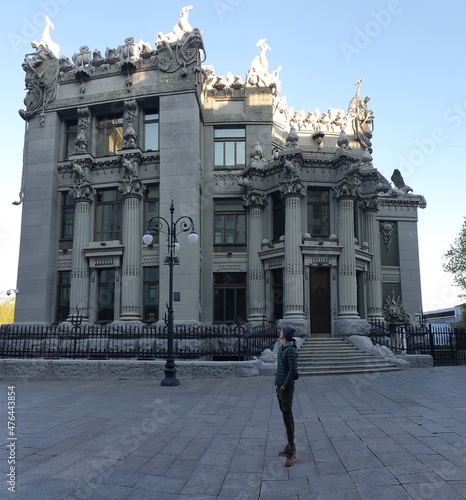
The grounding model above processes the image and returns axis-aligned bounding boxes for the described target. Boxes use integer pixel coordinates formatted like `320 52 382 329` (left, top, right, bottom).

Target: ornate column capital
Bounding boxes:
118 156 144 199
333 175 361 200
69 159 95 203
279 159 306 198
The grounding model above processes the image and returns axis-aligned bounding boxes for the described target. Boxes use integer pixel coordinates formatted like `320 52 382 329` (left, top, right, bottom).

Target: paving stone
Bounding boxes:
1 366 466 499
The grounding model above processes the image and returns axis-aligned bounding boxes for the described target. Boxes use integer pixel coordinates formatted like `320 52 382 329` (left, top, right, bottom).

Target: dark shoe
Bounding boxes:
285 448 296 467
278 445 289 457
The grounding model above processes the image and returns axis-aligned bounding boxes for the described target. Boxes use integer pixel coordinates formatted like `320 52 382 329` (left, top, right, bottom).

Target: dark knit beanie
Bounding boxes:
282 326 296 341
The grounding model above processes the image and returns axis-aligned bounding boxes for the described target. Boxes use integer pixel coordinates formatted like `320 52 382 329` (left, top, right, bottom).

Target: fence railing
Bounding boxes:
368 319 466 366
0 322 278 361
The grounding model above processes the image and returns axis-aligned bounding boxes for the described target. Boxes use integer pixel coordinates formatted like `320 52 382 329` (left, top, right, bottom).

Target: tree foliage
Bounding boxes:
0 297 15 325
443 217 466 298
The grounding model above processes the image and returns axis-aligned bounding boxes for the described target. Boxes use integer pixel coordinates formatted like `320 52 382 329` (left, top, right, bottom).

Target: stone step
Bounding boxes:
296 336 400 376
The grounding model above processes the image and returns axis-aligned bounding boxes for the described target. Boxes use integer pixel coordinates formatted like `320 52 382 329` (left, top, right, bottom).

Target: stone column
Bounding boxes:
68 160 94 321
363 197 383 320
280 160 306 320
118 155 144 321
244 195 267 322
335 179 359 319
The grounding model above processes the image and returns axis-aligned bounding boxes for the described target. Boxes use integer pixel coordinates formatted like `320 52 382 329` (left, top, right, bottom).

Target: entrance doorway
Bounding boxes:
309 267 331 334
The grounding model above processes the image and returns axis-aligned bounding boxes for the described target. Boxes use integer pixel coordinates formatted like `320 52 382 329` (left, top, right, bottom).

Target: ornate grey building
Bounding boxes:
13 8 426 336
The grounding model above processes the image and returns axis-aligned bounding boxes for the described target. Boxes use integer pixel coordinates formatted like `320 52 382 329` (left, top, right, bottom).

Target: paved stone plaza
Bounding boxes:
1 366 466 499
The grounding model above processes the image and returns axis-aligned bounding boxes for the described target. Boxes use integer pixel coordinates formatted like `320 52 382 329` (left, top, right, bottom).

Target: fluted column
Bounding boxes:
118 155 144 321
335 178 360 318
245 201 267 321
68 160 94 320
363 198 383 319
283 194 305 318
120 195 142 319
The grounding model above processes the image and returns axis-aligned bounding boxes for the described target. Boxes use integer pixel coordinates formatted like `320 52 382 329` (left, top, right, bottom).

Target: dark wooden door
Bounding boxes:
310 268 331 334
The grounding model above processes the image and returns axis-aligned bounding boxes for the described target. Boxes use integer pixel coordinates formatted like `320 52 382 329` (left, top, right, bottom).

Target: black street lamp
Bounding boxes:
142 199 198 386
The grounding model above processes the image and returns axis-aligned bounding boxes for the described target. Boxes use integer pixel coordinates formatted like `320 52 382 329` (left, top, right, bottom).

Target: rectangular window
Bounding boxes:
96 115 123 156
214 199 246 251
307 189 330 237
144 111 159 151
144 185 159 245
56 271 71 322
97 269 115 322
65 120 77 158
95 189 122 241
272 192 285 241
143 267 159 322
61 193 75 239
214 127 246 168
213 272 247 322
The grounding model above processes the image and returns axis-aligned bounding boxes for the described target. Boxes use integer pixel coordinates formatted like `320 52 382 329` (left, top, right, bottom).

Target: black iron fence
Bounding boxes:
369 320 466 366
0 322 278 361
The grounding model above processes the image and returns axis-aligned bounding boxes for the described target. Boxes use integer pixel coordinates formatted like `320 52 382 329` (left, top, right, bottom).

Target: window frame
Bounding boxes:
213 272 247 323
143 111 159 151
96 114 123 156
214 127 246 169
307 188 330 238
95 188 122 242
214 199 246 250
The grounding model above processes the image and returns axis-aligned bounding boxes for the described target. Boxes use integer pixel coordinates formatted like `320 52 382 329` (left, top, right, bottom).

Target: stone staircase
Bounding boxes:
298 336 401 376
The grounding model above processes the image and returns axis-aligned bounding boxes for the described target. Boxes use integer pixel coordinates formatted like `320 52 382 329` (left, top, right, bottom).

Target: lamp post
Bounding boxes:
142 199 198 386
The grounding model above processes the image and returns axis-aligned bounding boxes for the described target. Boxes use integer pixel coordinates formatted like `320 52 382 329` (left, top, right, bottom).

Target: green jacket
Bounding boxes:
275 340 298 389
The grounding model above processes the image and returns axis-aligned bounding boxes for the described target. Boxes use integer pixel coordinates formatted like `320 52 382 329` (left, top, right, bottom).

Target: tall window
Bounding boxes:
214 273 247 322
97 269 115 322
144 185 159 244
95 189 122 241
214 127 245 168
272 192 285 241
144 111 159 151
214 199 246 251
143 267 159 321
96 115 123 156
271 268 283 321
56 271 71 322
61 193 75 240
65 120 78 158
307 189 330 237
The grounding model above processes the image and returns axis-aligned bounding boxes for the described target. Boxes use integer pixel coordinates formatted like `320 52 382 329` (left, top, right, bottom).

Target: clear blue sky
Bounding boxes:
1 0 465 311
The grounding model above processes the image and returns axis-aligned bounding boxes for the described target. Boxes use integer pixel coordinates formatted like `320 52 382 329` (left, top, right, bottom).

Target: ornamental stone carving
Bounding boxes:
122 100 138 149
19 17 60 122
74 107 90 154
279 159 306 198
383 291 411 324
119 156 144 198
69 159 94 202
238 175 267 208
347 78 374 153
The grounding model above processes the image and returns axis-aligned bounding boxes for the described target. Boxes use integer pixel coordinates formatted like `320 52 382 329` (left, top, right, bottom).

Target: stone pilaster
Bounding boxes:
362 197 383 320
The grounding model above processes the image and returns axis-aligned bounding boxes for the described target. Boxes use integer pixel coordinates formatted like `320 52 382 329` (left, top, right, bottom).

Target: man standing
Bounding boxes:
275 325 298 467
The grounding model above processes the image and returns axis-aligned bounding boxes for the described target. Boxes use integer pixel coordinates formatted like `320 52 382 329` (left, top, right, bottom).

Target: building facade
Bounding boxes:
13 8 426 336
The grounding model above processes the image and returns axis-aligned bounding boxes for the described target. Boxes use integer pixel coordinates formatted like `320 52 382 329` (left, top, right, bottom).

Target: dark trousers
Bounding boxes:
276 385 295 449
